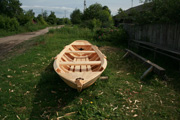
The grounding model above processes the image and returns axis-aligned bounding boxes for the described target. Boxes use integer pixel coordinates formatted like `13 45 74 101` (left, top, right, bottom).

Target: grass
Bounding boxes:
0 26 180 120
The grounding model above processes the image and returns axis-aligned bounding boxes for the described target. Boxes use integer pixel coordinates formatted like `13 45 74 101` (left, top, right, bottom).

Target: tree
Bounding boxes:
70 9 82 24
47 11 57 25
0 0 23 17
36 14 47 25
63 18 71 25
103 6 111 14
82 3 113 28
57 18 64 25
17 10 35 25
25 9 35 18
83 3 103 20
118 0 180 24
42 10 48 21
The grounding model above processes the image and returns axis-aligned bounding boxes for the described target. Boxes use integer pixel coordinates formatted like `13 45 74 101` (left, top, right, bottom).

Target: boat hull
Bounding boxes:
53 40 107 91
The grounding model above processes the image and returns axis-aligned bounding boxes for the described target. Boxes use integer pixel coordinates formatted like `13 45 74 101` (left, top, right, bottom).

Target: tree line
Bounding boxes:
70 3 113 30
116 0 180 25
0 0 71 33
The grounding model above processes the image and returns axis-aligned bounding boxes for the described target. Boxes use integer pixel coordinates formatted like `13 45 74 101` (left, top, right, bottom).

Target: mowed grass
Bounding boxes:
0 26 180 120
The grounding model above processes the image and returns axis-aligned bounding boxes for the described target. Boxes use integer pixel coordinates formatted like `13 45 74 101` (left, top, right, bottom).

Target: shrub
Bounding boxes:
37 16 48 25
24 21 47 32
80 19 102 30
51 26 94 40
0 15 20 31
94 26 128 45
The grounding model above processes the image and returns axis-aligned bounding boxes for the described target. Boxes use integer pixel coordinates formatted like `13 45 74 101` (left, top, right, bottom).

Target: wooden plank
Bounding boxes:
140 66 153 80
74 56 88 59
65 51 96 54
72 45 92 47
81 58 87 72
137 44 180 61
132 40 180 56
59 61 101 65
70 58 76 72
74 58 81 72
125 49 165 76
86 57 92 72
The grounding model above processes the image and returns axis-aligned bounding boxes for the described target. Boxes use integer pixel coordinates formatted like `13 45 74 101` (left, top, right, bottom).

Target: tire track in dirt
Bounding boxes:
0 25 63 58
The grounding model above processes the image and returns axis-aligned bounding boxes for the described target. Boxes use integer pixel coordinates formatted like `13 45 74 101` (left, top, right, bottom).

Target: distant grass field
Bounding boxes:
0 26 180 120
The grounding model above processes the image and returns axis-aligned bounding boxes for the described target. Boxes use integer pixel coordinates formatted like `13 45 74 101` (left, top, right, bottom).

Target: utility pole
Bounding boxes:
41 9 43 15
84 0 87 11
131 0 133 7
64 10 66 18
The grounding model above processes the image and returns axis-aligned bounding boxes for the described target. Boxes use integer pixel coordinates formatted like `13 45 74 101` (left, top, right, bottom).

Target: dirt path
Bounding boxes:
0 25 63 57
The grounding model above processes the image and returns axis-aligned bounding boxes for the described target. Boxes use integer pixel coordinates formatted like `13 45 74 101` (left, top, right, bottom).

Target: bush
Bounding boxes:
37 16 48 25
80 19 102 30
63 18 71 25
51 26 94 40
94 26 128 45
0 15 20 31
24 21 47 32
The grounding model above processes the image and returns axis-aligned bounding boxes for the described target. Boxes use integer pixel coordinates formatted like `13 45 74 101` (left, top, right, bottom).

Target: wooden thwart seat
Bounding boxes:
65 51 96 54
60 61 101 65
74 56 88 59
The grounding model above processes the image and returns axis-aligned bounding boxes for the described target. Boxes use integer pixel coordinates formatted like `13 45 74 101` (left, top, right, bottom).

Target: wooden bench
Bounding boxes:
123 49 166 80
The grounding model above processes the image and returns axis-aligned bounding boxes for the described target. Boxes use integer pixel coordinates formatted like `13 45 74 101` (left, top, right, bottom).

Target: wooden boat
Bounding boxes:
53 40 107 92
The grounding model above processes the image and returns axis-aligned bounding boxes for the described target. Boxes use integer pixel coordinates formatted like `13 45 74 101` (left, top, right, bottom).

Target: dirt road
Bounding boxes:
0 26 63 57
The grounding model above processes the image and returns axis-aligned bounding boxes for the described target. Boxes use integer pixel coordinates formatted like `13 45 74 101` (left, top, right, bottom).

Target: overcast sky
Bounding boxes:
20 0 142 18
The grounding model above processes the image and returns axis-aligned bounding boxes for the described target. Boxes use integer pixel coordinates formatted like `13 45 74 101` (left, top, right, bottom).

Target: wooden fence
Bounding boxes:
123 24 180 52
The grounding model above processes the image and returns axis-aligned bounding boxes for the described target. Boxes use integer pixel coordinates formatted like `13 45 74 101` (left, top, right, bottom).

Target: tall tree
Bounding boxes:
25 9 35 18
47 11 57 25
82 3 113 27
102 6 111 14
83 3 103 20
0 0 23 17
70 9 82 24
42 10 48 21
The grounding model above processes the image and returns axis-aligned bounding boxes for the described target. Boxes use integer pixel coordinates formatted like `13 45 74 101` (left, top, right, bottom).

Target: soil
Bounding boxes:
0 25 63 58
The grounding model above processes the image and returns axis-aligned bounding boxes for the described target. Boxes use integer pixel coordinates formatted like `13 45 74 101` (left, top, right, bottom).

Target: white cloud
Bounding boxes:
21 5 74 18
22 5 73 11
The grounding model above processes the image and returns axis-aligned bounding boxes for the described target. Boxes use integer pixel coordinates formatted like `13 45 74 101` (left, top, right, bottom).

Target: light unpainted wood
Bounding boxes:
74 56 88 59
81 58 87 72
74 58 81 72
59 61 101 65
53 40 107 92
70 58 76 72
65 51 96 53
99 76 109 80
86 57 92 72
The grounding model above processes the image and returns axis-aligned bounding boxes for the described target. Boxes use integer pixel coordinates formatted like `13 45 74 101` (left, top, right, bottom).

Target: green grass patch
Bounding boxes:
0 26 180 120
